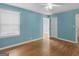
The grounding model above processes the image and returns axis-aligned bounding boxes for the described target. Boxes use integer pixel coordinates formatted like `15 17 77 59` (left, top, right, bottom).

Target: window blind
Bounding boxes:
0 9 20 38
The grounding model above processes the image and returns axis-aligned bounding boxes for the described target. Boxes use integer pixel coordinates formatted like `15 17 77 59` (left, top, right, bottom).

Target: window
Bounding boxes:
0 9 20 38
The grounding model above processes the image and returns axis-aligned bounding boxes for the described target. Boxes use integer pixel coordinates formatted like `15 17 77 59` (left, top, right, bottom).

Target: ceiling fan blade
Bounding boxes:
40 3 61 7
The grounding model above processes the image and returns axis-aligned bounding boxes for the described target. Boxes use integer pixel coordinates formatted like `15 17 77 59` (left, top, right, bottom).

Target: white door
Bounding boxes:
50 16 58 38
42 17 50 55
43 17 49 39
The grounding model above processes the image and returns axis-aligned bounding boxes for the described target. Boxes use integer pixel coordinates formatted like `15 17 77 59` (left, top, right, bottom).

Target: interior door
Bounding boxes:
43 17 49 39
50 16 58 38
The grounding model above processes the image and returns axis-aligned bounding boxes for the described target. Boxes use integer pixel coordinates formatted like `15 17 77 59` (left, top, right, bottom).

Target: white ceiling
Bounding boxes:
7 3 79 15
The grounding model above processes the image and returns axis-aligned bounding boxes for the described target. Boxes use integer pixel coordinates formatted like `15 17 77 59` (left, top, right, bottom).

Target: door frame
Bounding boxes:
75 14 79 43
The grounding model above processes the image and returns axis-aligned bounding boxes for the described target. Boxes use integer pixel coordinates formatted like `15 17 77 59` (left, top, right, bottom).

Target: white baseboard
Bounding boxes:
0 36 76 50
50 36 77 43
0 37 42 51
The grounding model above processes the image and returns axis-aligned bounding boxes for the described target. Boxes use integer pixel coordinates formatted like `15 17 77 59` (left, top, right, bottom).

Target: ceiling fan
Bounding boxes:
41 3 61 11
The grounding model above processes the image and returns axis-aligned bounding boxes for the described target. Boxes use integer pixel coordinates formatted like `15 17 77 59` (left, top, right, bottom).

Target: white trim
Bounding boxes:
57 37 77 43
75 14 79 43
0 37 42 50
50 36 77 43
56 17 58 37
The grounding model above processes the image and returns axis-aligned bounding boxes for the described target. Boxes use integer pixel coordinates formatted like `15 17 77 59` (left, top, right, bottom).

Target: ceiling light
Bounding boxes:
45 3 60 11
47 3 53 9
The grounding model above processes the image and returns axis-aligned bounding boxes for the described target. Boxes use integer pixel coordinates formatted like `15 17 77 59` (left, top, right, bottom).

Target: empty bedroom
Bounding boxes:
0 3 79 56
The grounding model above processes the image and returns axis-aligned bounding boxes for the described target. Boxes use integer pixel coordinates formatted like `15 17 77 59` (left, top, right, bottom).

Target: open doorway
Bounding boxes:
42 16 50 55
43 17 49 39
76 14 79 43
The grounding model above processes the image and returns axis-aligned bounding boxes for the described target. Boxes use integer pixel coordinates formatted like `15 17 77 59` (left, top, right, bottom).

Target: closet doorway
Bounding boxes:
43 17 49 39
43 16 50 55
76 14 79 43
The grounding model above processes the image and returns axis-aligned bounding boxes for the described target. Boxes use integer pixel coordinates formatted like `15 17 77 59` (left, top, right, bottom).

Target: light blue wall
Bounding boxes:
57 12 75 41
51 9 79 42
0 4 43 48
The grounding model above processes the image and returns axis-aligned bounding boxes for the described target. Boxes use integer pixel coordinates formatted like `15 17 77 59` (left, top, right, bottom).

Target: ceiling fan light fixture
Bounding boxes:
47 3 53 9
45 3 60 10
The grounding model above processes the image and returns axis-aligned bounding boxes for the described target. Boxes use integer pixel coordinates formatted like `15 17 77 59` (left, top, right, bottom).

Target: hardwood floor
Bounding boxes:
1 38 79 56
